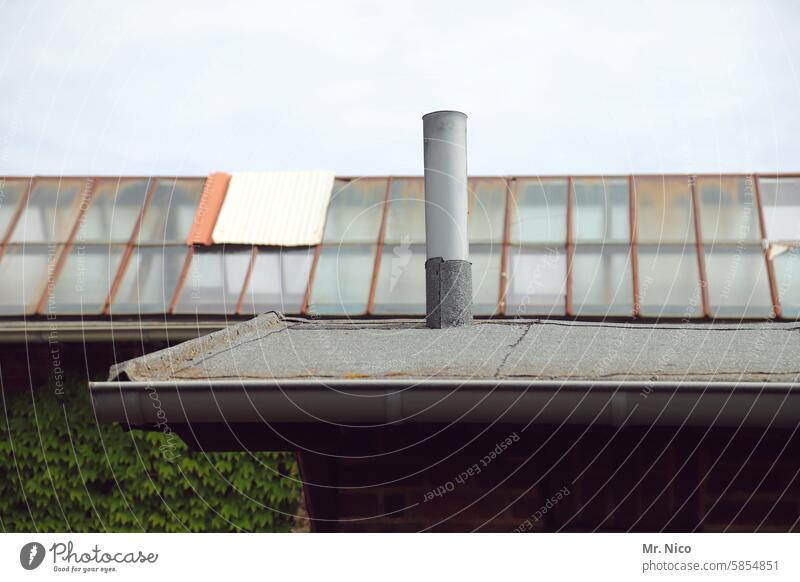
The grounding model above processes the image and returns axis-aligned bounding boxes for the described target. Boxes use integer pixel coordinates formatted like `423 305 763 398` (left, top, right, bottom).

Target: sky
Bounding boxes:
1 0 799 176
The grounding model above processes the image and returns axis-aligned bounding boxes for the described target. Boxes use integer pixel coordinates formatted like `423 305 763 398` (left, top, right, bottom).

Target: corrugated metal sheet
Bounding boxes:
211 171 334 246
187 172 231 245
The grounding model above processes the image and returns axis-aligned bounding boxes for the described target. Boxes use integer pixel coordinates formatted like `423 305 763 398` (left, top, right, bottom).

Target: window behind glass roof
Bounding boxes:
705 246 773 317
9 178 88 243
173 247 251 314
467 179 506 244
572 245 633 316
760 177 800 241
774 247 800 317
242 247 315 314
572 178 629 243
308 245 375 315
110 246 188 314
50 245 125 314
637 245 702 317
509 178 567 244
384 179 425 244
0 178 29 241
0 244 50 314
506 246 566 316
137 178 204 243
696 176 760 243
322 178 387 244
633 176 695 244
78 178 151 243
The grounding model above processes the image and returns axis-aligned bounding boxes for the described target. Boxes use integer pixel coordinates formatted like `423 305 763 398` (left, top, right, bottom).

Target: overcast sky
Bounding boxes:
1 0 798 176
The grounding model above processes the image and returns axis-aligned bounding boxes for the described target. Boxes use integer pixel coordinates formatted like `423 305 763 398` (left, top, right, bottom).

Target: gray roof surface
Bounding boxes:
109 313 800 383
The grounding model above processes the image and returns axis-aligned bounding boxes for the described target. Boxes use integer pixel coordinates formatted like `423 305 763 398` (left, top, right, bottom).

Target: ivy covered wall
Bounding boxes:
0 381 303 532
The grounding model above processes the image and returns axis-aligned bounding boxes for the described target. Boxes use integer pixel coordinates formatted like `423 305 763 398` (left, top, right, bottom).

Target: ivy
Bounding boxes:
0 380 303 532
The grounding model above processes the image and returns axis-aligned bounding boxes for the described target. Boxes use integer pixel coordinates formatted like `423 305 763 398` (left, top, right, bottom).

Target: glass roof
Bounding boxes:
0 174 796 319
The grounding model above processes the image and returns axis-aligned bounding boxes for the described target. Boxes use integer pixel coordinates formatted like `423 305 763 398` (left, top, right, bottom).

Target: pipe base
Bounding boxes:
425 258 472 328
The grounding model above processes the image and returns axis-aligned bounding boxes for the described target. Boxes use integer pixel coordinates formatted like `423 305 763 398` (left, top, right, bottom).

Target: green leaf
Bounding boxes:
0 381 302 532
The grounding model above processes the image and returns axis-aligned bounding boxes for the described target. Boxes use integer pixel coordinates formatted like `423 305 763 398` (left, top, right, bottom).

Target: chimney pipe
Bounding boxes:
423 110 472 328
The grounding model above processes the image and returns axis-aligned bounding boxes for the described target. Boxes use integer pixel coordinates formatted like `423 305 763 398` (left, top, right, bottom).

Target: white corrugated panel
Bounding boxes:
212 171 335 246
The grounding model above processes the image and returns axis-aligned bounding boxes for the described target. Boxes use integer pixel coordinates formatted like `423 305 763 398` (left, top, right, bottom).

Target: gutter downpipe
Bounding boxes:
90 379 800 429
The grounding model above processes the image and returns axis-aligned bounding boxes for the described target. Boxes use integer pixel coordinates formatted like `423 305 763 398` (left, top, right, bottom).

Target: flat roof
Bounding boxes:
109 312 800 384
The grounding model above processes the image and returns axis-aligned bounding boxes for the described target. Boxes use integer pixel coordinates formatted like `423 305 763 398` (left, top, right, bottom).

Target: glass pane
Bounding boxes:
78 178 151 243
634 176 695 244
696 176 760 243
506 246 566 316
138 178 204 243
471 244 501 315
572 245 633 316
10 178 87 243
705 246 773 317
110 246 188 314
373 243 425 315
637 245 702 317
759 177 800 241
384 178 425 244
0 244 51 314
50 245 125 314
469 179 507 243
509 178 567 244
774 247 800 317
173 248 251 314
242 247 315 314
308 245 376 315
573 178 629 243
323 178 387 244
0 178 28 240
372 243 500 315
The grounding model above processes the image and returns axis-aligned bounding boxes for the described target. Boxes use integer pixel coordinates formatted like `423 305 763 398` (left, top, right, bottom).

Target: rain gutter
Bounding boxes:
89 378 800 428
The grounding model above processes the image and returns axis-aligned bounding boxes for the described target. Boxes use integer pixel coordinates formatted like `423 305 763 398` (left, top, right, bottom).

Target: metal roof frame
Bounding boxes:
0 173 797 319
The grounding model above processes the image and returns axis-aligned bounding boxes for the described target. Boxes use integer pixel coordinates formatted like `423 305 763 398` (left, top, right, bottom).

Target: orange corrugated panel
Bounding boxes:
211 171 335 246
186 172 231 245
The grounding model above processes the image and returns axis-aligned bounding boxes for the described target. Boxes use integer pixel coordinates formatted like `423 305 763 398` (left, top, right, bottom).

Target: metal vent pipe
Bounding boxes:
422 110 472 328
